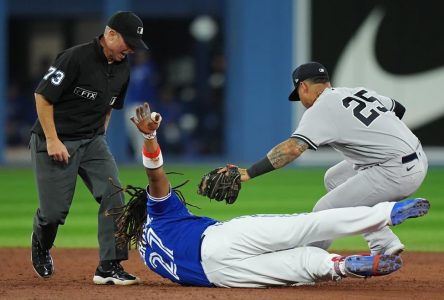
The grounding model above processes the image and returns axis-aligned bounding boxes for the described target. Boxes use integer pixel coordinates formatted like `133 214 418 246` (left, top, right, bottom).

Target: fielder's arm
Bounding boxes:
391 99 406 120
378 94 406 120
34 93 70 164
240 137 308 182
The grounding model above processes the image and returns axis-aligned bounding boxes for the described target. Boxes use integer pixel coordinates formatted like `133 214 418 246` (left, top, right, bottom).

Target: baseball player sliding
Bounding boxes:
109 102 429 288
235 62 428 255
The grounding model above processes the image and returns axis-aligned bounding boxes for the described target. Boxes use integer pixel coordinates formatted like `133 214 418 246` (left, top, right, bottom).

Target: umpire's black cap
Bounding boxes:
107 11 149 50
288 62 329 101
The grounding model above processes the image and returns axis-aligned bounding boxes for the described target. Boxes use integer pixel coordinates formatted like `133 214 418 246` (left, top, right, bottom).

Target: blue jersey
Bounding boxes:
138 189 218 287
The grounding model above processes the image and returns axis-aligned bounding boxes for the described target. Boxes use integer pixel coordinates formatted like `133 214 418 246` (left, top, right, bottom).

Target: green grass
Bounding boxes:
1 166 443 251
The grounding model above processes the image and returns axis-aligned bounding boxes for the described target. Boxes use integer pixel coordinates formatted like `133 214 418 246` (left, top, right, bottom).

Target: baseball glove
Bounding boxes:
197 166 241 204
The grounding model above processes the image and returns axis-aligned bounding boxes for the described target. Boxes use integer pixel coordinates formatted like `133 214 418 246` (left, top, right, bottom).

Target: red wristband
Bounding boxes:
142 145 161 158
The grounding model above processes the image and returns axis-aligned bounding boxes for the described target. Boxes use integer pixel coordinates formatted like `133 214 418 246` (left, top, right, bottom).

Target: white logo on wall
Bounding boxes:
334 8 444 128
109 97 117 105
137 27 143 34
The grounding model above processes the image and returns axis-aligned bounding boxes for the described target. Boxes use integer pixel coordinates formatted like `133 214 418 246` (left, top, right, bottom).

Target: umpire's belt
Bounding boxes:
402 152 418 164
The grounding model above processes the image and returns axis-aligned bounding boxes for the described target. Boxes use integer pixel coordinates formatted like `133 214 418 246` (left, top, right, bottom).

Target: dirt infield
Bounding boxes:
1 248 442 300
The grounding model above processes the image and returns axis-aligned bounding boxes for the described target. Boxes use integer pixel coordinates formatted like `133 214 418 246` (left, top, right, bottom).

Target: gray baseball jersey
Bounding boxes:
292 87 419 169
291 87 428 255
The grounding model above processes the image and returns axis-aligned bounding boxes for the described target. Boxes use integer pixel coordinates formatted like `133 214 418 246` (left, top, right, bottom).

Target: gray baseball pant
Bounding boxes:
30 133 127 261
309 145 428 253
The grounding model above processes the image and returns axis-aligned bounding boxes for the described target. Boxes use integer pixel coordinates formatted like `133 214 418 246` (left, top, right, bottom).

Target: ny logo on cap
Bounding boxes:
319 68 324 72
137 27 143 34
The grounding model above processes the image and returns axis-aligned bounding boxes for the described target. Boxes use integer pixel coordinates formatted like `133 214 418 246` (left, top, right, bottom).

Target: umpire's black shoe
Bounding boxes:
93 260 140 285
31 232 54 278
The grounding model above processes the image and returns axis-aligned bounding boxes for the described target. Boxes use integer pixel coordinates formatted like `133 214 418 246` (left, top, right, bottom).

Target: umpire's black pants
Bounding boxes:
30 133 128 262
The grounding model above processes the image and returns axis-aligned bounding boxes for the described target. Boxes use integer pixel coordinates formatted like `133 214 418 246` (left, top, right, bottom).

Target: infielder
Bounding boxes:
237 62 428 255
30 11 148 284
110 102 429 288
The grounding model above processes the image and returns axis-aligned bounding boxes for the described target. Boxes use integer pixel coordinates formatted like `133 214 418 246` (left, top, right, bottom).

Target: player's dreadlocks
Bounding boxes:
106 183 147 250
106 175 198 250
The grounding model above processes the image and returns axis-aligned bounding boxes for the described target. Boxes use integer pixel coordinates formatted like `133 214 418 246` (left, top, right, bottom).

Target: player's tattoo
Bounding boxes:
294 138 309 153
267 138 308 169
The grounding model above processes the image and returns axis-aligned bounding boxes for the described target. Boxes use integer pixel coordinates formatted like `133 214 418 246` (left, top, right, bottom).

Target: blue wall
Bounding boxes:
225 0 293 163
0 0 7 164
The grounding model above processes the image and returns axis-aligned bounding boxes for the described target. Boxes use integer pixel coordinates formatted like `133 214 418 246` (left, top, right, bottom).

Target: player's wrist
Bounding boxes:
45 135 60 142
142 130 157 140
246 156 275 179
142 144 163 169
237 168 251 182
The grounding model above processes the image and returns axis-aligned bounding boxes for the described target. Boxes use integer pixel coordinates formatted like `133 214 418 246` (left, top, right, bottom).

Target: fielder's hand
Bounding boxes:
237 167 250 182
197 164 242 204
130 102 162 134
218 165 251 182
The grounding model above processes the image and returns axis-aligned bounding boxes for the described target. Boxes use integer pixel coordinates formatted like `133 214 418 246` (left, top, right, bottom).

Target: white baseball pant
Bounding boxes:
200 202 395 288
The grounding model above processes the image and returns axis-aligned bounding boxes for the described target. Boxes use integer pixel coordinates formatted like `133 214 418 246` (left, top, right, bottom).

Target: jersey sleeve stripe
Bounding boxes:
390 98 396 111
148 187 172 202
291 134 318 150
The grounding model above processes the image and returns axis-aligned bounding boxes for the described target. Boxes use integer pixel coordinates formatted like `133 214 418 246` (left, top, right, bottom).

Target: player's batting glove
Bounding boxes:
197 166 242 204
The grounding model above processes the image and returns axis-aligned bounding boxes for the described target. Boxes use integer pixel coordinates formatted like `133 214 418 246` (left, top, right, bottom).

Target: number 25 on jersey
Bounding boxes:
342 89 388 126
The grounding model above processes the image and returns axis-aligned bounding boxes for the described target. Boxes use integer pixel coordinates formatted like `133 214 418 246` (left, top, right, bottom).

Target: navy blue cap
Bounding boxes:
107 11 149 50
288 62 329 101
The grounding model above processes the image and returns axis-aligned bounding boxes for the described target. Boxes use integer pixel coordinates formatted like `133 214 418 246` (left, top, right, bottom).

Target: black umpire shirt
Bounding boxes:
32 35 130 141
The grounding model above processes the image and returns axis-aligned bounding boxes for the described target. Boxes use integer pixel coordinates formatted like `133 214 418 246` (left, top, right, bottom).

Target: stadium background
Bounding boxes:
0 0 443 298
1 0 443 165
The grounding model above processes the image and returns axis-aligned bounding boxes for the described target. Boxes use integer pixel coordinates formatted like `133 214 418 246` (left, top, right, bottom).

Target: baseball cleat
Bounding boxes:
93 260 140 285
380 242 405 256
337 255 402 278
390 198 430 226
31 232 54 278
370 239 405 256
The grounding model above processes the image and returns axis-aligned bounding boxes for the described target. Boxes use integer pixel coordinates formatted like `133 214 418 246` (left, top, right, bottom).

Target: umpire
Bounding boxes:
30 11 148 285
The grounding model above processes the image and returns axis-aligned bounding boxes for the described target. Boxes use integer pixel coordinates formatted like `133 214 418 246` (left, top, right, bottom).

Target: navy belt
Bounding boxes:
402 152 418 164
